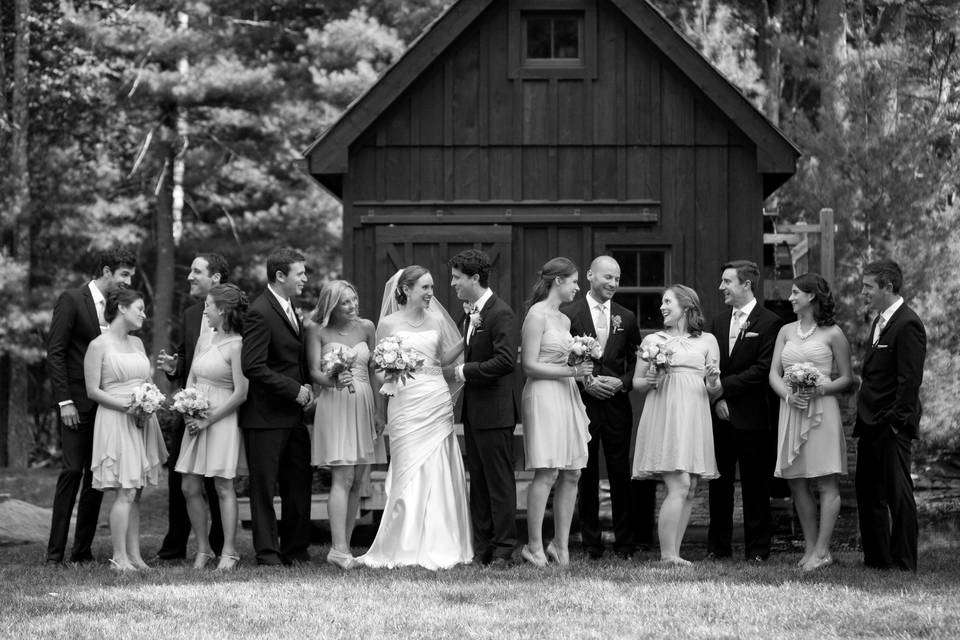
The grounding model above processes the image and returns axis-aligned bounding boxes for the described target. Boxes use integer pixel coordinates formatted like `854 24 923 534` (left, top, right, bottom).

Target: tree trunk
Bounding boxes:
151 120 176 388
758 0 784 126
6 0 33 468
818 0 847 133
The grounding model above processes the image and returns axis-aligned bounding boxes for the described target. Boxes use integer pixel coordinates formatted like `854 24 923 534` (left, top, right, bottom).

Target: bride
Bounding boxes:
355 265 472 569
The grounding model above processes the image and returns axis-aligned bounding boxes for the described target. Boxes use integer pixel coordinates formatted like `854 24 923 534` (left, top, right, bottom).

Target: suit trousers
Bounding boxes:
244 425 313 565
47 409 103 562
157 418 224 558
577 402 636 553
707 423 775 559
463 422 517 561
855 431 918 571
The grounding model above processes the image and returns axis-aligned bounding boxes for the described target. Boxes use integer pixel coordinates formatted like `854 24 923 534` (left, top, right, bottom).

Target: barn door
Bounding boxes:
374 225 512 315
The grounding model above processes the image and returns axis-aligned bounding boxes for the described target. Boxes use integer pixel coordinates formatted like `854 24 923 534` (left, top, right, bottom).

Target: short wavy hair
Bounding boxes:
449 249 492 288
863 259 903 294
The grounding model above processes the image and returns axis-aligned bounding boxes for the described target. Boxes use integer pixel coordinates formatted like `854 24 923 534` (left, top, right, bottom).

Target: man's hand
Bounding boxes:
60 404 80 428
296 384 313 407
585 376 619 399
715 398 730 421
156 349 178 375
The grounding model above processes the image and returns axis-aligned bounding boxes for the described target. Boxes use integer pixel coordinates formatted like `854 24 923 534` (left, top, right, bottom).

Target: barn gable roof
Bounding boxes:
303 0 799 199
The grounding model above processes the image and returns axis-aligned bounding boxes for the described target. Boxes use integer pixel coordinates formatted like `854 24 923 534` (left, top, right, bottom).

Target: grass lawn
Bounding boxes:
2 469 959 639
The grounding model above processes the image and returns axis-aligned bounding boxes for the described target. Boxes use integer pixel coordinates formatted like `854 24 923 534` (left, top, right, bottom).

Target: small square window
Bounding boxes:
523 12 583 63
509 2 596 79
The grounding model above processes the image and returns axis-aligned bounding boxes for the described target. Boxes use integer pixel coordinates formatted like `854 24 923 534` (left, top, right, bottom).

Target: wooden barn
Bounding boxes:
302 0 799 330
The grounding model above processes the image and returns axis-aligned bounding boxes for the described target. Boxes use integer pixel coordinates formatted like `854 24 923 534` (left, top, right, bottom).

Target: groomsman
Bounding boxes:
45 248 136 565
241 247 314 565
450 249 520 566
155 253 229 560
855 259 925 572
707 260 782 561
563 255 654 558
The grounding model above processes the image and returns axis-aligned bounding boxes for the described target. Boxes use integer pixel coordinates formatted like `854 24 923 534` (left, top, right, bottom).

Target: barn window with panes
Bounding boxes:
608 248 671 332
523 12 583 62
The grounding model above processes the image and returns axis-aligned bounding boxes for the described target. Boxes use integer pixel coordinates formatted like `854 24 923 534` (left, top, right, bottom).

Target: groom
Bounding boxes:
450 249 519 566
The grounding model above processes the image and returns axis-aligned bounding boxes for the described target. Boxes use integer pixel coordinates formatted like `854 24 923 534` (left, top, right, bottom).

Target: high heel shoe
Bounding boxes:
193 551 216 569
520 545 547 567
802 554 833 572
545 542 566 566
216 554 241 571
326 548 355 570
108 558 137 572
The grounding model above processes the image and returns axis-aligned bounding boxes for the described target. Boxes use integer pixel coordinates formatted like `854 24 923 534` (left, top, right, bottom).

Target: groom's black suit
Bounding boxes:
855 302 925 571
45 284 105 563
240 290 312 565
460 292 520 563
564 297 654 555
707 302 781 559
156 302 224 559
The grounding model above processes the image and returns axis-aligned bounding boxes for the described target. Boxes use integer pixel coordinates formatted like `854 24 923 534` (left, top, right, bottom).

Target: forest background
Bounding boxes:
0 0 957 467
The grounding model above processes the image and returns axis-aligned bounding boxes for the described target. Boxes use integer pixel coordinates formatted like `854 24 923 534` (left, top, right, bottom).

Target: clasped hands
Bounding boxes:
584 375 622 399
787 385 823 410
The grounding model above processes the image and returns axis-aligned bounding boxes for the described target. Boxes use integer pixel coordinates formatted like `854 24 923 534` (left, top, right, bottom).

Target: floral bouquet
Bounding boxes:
568 335 603 366
783 362 823 394
639 342 674 372
322 346 358 393
171 387 210 419
131 381 165 429
373 336 425 397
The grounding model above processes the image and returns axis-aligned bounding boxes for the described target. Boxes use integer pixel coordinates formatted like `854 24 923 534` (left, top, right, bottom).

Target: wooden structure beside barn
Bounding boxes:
302 0 799 326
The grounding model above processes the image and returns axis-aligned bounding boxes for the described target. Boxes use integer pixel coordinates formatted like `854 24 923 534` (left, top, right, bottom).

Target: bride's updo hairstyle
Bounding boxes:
528 257 578 306
314 280 358 328
667 284 705 337
794 273 836 326
395 265 430 306
209 283 248 334
104 288 144 324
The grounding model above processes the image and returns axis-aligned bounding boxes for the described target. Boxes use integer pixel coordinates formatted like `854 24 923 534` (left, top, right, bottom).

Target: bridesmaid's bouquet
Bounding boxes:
783 362 822 394
171 388 210 419
568 335 603 365
322 346 358 394
131 381 165 429
639 342 674 372
373 336 425 397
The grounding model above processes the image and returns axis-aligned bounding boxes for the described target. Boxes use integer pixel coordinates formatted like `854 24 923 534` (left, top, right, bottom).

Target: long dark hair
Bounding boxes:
209 284 249 334
395 265 430 306
527 257 578 307
668 285 705 337
794 273 837 326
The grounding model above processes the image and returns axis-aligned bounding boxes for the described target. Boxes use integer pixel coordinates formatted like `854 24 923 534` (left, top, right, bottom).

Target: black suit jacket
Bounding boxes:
709 303 782 431
165 302 203 389
240 291 308 430
461 293 520 430
854 303 926 440
563 297 641 417
46 284 103 413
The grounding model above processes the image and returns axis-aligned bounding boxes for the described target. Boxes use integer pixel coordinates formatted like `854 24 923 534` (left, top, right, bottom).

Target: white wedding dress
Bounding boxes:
355 329 473 570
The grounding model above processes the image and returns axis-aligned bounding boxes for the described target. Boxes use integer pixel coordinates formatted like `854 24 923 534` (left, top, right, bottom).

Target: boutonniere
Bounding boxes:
738 320 751 338
611 314 623 333
469 309 482 330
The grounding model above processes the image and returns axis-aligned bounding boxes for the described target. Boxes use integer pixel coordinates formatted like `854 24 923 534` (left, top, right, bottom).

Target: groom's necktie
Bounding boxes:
593 303 608 351
729 309 744 354
285 304 300 334
872 314 886 346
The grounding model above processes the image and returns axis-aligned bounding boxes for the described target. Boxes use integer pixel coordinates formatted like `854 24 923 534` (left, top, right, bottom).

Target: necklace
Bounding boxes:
796 322 817 341
405 315 426 328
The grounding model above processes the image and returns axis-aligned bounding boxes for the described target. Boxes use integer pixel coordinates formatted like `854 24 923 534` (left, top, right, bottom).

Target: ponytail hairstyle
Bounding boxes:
394 265 430 306
208 283 249 334
527 257 578 307
793 273 837 326
313 280 359 328
667 284 705 337
104 288 144 323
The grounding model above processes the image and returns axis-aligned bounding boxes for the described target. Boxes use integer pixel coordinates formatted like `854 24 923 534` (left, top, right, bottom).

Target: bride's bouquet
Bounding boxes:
322 346 358 394
373 335 425 397
783 362 823 394
131 381 165 429
639 342 674 372
171 387 210 419
568 335 603 365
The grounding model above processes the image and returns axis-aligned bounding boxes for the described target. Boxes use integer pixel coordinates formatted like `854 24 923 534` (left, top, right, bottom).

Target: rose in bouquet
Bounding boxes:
639 342 674 372
373 336 426 396
783 362 823 394
131 381 165 429
322 346 358 393
171 387 210 419
568 335 603 366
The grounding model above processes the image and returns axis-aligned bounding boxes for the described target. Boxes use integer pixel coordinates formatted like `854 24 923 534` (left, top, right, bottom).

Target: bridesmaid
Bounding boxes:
306 280 378 570
769 273 851 572
520 257 593 566
631 285 721 565
85 288 168 571
175 283 249 570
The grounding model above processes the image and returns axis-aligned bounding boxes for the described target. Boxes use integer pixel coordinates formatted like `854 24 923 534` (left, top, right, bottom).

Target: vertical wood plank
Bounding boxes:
417 66 445 145
383 95 411 146
487 2 513 146
454 147 481 200
452 38 480 145
593 1 618 145
522 81 551 145
384 147 411 200
488 147 514 200
694 147 728 299
726 142 762 295
522 147 553 200
557 148 583 200
419 147 444 200
626 147 660 200
695 97 730 146
660 62 695 145
593 147 618 199
661 147 695 280
557 80 584 145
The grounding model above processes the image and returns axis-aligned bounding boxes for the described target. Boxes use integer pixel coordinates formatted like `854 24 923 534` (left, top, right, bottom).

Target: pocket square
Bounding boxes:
875 343 889 349
744 332 759 338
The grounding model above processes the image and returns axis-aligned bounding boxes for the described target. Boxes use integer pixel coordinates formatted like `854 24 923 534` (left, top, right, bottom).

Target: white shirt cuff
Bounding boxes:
455 364 465 382
58 400 74 408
